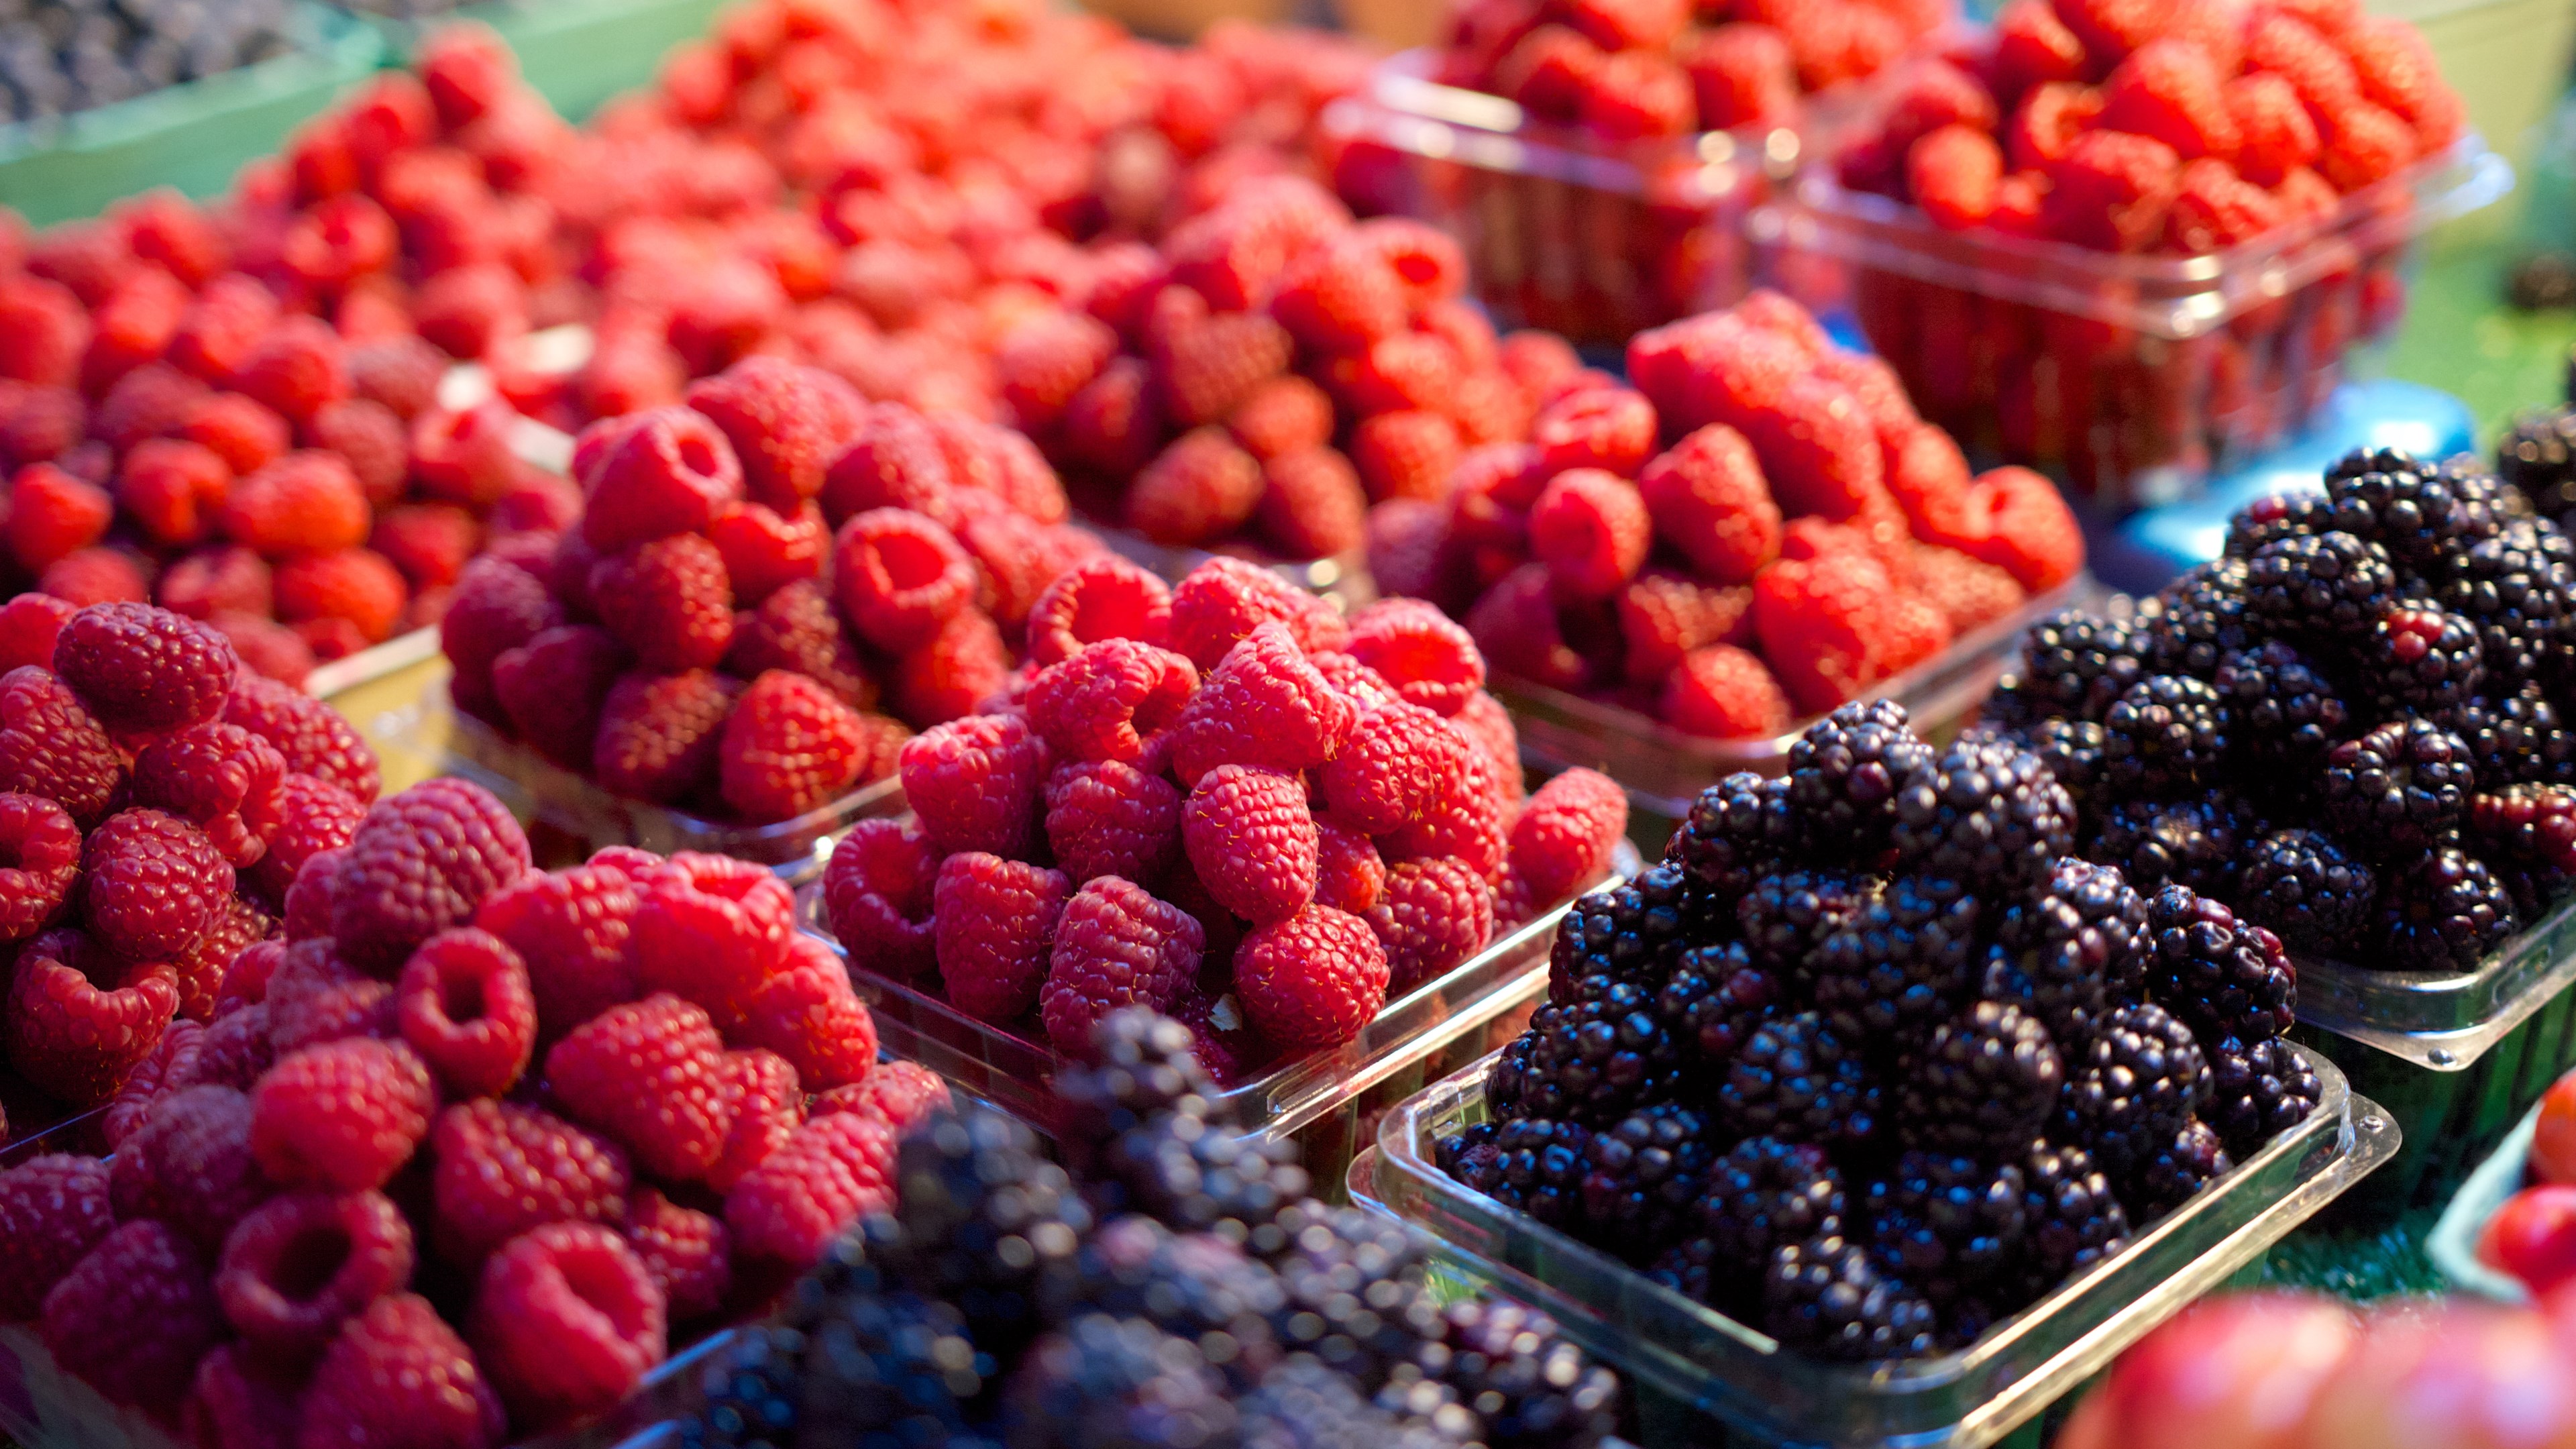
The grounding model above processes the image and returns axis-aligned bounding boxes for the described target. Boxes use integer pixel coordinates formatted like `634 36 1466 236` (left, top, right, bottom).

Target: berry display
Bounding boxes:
1438 707 2304 1361
0 0 293 123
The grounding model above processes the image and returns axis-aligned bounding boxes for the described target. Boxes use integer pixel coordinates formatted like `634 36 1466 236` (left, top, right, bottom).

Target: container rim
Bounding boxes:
2290 879 2576 1071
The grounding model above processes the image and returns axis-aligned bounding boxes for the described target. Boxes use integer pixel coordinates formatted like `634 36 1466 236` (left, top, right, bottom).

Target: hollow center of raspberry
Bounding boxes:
437 971 489 1025
677 435 721 480
559 1250 653 1338
877 533 955 590
276 1225 355 1301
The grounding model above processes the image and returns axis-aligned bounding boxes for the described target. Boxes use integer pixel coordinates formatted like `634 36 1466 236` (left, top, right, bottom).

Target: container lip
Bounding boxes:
2423 1104 2540 1304
2291 881 2576 1071
1756 135 2512 339
1376 1038 2387 1407
305 626 441 699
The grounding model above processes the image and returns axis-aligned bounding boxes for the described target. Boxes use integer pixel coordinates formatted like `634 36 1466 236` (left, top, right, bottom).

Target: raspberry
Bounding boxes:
712 669 867 822
726 579 871 710
2098 38 2240 162
1529 468 1651 599
39 547 150 608
1169 556 1349 670
207 615 313 690
213 1187 414 1358
48 602 229 738
594 669 741 805
901 712 1050 858
1525 386 1652 479
184 1342 301 1449
1505 766 1627 906
77 809 230 965
1025 639 1198 766
547 990 741 1181
251 1038 435 1193
821 818 938 979
1383 731 1511 881
590 533 737 673
2347 15 2459 150
395 928 537 1100
1258 447 1371 560
130 724 285 874
706 502 827 608
2044 126 2183 253
308 397 410 511
624 1187 729 1322
1233 904 1389 1052
1612 570 1749 688
345 334 447 420
1343 600 1482 719
1181 763 1320 926
115 439 229 550
1060 358 1163 480
700 1038 798 1193
276 548 408 645
832 508 975 651
5 463 109 578
811 1060 951 1134
1225 376 1336 465
225 673 379 804
223 451 371 558
1027 557 1173 668
625 851 790 1028
1300 821 1380 919
1040 877 1205 1053
1313 701 1460 836
109 1018 203 1146
2245 11 2359 117
438 555 559 719
42 1220 221 1416
723 1109 894 1268
244 773 366 908
233 317 347 427
470 1221 665 1429
185 1003 275 1090
168 893 270 1027
490 625 625 773
1750 549 1895 713
1907 125 2003 230
578 407 743 554
1625 424 1778 587
1365 857 1495 993
2165 159 2287 254
171 396 286 480
110 1082 271 1256
300 1293 504 1449
263 939 393 1055
0 594 76 673
427 1099 631 1266
2227 73 2322 185
331 779 531 973
0 276 89 388
0 1155 113 1322
0 384 83 469
1128 427 1265 549
932 852 1072 1021
1169 621 1356 786
473 864 641 1043
1347 410 1460 508
0 790 78 945
411 402 522 511
995 311 1118 434
820 407 958 529
372 504 482 594
1923 466 2085 592
1269 237 1407 353
737 940 877 1091
2316 100 2416 193
2002 83 2102 174
1658 643 1791 739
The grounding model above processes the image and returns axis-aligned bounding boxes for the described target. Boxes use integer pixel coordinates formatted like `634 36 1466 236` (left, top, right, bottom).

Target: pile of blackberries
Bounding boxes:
0 0 294 124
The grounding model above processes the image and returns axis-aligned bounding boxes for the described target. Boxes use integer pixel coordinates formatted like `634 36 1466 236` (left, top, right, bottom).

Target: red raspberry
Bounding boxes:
727 579 870 709
1040 877 1205 1053
545 991 737 1183
591 533 737 673
88 364 204 456
820 407 958 530
1628 426 1774 584
2245 11 2359 117
421 23 515 125
0 382 84 468
2226 73 2322 186
222 451 370 558
264 938 392 1055
0 594 75 674
345 334 447 421
251 1038 435 1192
1750 547 1893 713
1381 739 1510 881
2316 100 2416 193
184 1002 276 1091
1226 376 1336 464
1128 427 1265 549
1907 125 2004 230
1662 644 1794 739
474 863 642 1043
1027 557 1174 668
833 508 975 652
79 808 231 964
395 928 537 1100
1344 598 1483 717
491 625 625 772
737 947 874 1095
932 852 1071 1021
1169 621 1356 786
811 1060 950 1133
686 359 866 513
108 1016 203 1146
41 1219 222 1415
2003 83 2103 174
625 1186 729 1322
2096 39 2238 164
1025 639 1198 765
2165 158 2288 253
276 547 408 645
1257 447 1370 561
174 393 289 476
7 464 112 575
207 614 315 690
411 264 526 361
1169 556 1348 671
233 317 347 426
900 712 1049 858
117 438 231 548
1348 411 1461 507
1365 857 1495 993
1454 688 1525 800
994 311 1118 435
213 1187 412 1360
822 818 938 979
581 407 745 553
439 554 559 719
2348 17 2459 152
0 1154 113 1322
594 669 742 805
172 896 270 1025
301 1293 505 1449
163 273 273 385
225 672 379 803
723 1109 894 1267
470 1220 665 1428
1232 904 1388 1052
0 276 89 388
2043 127 2182 252
1744 374 1886 519
1920 465 2084 592
1060 358 1163 480
1320 702 1468 836
631 851 792 1028
1313 818 1385 914
184 1342 301 1449
427 1098 631 1266
132 722 286 869
1462 563 1587 692
1684 23 1796 129
1529 468 1650 598
1507 767 1627 906
0 669 114 828
1182 764 1320 925
1267 240 1406 355
410 402 523 512
311 397 410 511
716 669 871 822
1578 48 1696 138
706 502 828 608
1614 567 1759 689
1496 331 1582 406
244 773 365 909
0 790 77 945
1529 387 1654 480
1356 217 1466 307
1036 760 1177 886
1992 0 2083 92
1318 331 1458 418
52 601 234 736
328 780 528 975
40 546 150 608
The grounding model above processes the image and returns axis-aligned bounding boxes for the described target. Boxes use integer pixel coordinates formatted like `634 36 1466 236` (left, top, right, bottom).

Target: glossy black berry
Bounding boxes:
2238 828 2378 955
2224 492 2332 562
1655 939 1781 1072
2098 674 2228 800
2320 718 2477 857
1896 1001 2063 1160
2441 686 2576 788
2203 1036 2324 1157
1864 1152 2027 1305
1718 1010 1884 1154
2355 606 2485 712
2090 793 2263 898
1666 771 1800 908
2324 452 2486 569
2376 845 2520 971
2055 1000 2208 1178
1805 872 1982 1050
1787 699 1935 858
2009 611 2153 722
1988 857 2150 1046
2141 559 2253 680
2016 1142 2131 1297
1696 1136 1848 1281
2143 885 2296 1044
2127 1120 2234 1219
2210 641 2350 775
2243 530 2398 641
1762 1234 1939 1362
1891 737 2077 894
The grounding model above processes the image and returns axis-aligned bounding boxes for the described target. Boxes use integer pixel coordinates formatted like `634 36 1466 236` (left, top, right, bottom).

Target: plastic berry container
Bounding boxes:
2424 1102 2542 1303
1499 571 2093 827
388 683 904 880
1351 1042 2397 1449
1753 136 2512 513
2284 884 2576 1220
1320 50 1878 345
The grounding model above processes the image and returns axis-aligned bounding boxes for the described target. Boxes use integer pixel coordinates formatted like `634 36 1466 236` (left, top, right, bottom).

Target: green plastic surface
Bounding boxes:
364 0 730 121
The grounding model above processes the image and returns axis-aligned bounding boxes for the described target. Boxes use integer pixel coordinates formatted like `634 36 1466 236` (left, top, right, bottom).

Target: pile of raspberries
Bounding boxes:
1837 0 2465 253
822 553 1630 1068
0 30 594 686
1430 0 1946 140
0 773 953 1445
0 600 380 1124
993 174 1564 566
1367 290 2084 740
441 354 1105 826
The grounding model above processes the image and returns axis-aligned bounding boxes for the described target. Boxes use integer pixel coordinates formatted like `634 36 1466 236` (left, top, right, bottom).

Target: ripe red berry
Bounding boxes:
250 1037 437 1192
1233 904 1389 1052
470 1222 665 1429
213 1188 415 1358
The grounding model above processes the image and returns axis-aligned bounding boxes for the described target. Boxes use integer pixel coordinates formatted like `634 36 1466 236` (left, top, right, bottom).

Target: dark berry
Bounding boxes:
1864 1152 2027 1305
2375 845 2519 971
2210 641 2350 776
1805 873 1981 1049
1664 772 1799 909
2098 675 2227 800
1890 737 2076 894
1895 1002 2063 1161
1988 857 2149 1046
2054 1001 2207 1178
2320 718 2477 857
2016 1141 2130 1297
2355 606 2483 712
2324 453 2487 570
2243 531 2397 642
2223 492 2332 561
1786 700 1935 857
2008 611 2150 722
1578 1104 1719 1252
1762 1234 1938 1362
2143 885 2296 1044
2089 793 2262 898
1735 870 1870 977
1654 940 1781 1073
2203 1036 2323 1157
2440 687 2576 788
2436 521 2574 688
2127 1119 2233 1219
2141 560 2252 680
1695 1137 1847 1284
2238 829 2378 954
1717 1011 1883 1154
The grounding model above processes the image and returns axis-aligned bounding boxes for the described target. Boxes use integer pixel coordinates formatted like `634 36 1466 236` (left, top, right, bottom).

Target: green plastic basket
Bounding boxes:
0 6 382 227
358 0 730 122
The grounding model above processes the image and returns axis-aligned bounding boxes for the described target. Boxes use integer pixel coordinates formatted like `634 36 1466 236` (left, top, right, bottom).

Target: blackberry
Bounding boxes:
1482 1034 1544 1124
2436 521 2575 687
2143 886 2297 1044
1717 1011 1884 1154
1512 983 1684 1126
2243 530 2398 642
2324 445 2422 484
1437 1122 1503 1187
1055 1008 1224 1169
1646 1236 1725 1309
1865 1152 2027 1306
1454 1118 1591 1228
2053 1001 2208 1177
1390 1301 1621 1449
1696 1136 1848 1282
2009 717 2110 822
1239 1358 1453 1449
1980 673 2043 732
2468 784 2576 875
786 1293 995 1449
1015 1314 1235 1448
1990 857 2150 1046
2016 1141 2131 1298
2496 407 2576 527
1786 700 1935 855
1805 872 1982 1049
1655 939 1781 1072
2238 828 2378 954
1762 1234 1939 1362
1895 1002 2064 1160
2089 792 2262 898
1666 771 1801 907
2498 863 2575 920
2008 611 2151 721
1547 863 1695 1004
1890 737 2077 893
2320 718 2478 857
2376 845 2520 971
1094 1112 1311 1246
2441 463 2536 523
2441 686 2576 788
1578 1105 1720 1254
2098 674 2228 800
2324 451 2485 570
2127 1120 2234 1219
1736 869 1870 975
2224 492 2333 561
2210 641 2351 775
2355 606 2485 712
1264 1205 1439 1387
881 1108 1091 1352
682 1326 802 1449
2141 559 2253 680
2203 1037 2324 1156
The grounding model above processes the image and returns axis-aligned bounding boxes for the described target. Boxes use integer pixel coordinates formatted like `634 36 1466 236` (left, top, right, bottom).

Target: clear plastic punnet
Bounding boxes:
1361 1044 2397 1448
2426 1102 2541 1304
1756 135 2512 511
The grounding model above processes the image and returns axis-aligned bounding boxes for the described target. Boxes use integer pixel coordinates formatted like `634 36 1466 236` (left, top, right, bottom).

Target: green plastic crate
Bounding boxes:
358 0 731 122
0 7 382 227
